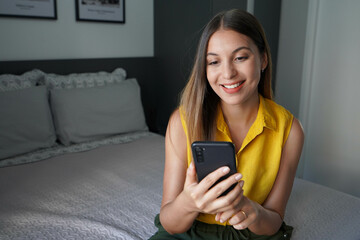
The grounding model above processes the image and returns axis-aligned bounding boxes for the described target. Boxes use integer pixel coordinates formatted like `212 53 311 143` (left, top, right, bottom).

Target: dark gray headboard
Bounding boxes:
0 57 160 133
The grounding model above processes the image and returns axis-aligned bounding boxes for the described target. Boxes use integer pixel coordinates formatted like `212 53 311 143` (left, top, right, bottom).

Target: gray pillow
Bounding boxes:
50 78 148 146
42 68 127 90
0 69 45 92
0 86 57 160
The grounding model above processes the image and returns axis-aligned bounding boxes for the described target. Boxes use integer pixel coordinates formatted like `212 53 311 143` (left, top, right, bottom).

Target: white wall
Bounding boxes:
0 0 154 61
277 0 360 197
300 0 360 197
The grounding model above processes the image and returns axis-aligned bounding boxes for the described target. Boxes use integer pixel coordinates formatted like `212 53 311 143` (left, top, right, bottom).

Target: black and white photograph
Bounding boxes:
0 0 57 19
76 0 125 23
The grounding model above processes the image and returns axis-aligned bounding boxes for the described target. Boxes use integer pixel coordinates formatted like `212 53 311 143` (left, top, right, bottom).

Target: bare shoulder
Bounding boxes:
288 118 304 148
166 109 187 147
164 108 188 169
283 117 304 167
167 109 182 130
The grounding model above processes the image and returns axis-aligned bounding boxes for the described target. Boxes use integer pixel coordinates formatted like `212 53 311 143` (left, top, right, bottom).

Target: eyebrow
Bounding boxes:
206 46 252 56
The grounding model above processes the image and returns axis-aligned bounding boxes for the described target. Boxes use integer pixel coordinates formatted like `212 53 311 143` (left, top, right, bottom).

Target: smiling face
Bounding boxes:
206 29 267 107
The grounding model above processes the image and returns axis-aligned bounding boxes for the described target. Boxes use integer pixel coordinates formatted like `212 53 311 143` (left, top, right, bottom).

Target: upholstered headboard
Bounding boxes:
0 57 160 133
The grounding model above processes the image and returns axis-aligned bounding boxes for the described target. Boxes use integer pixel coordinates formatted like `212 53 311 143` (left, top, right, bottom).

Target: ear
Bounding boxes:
261 52 268 71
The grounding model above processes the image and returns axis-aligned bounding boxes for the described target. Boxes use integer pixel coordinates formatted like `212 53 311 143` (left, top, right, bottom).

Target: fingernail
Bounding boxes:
222 167 230 173
239 180 244 187
189 162 194 169
235 173 242 181
220 219 225 223
187 162 194 173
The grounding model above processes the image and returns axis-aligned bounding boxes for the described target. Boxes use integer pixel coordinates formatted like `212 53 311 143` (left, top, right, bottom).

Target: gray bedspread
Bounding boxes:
285 178 360 240
0 133 164 240
1 133 360 239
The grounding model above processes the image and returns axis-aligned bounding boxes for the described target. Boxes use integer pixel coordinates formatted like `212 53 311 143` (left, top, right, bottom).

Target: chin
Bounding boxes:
220 97 244 106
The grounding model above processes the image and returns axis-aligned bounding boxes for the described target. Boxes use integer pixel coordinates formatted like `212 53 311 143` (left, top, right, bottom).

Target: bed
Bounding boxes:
0 132 164 240
1 61 360 240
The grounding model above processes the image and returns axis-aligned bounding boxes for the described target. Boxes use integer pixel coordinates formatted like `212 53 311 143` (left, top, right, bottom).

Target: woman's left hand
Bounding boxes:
215 196 261 230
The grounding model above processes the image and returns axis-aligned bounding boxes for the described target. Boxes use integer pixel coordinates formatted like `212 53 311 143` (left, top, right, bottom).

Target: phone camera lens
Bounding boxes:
195 147 204 162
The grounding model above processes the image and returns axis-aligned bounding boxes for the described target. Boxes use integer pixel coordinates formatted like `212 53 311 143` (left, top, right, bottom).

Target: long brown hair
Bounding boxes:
180 9 272 144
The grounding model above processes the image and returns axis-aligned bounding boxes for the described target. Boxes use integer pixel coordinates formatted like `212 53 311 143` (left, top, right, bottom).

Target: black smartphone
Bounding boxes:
191 141 238 197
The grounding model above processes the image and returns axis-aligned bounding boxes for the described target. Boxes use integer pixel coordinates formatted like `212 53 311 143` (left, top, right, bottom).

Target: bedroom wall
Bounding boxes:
275 0 308 118
0 0 154 61
300 0 360 198
253 0 282 90
276 0 360 197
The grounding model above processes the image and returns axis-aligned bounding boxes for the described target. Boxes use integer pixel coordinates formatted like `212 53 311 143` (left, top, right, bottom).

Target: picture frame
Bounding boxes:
0 0 57 20
76 0 125 24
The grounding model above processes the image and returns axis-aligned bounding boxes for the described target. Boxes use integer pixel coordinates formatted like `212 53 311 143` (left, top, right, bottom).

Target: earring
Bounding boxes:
261 69 265 73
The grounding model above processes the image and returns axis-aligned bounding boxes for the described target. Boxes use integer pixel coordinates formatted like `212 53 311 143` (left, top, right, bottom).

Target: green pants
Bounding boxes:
149 214 293 240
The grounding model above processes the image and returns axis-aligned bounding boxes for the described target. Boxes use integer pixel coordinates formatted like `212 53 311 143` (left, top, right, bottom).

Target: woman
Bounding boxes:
150 9 304 240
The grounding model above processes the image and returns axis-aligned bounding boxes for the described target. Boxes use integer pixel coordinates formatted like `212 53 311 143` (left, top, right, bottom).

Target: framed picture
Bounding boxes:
0 0 57 20
76 0 125 24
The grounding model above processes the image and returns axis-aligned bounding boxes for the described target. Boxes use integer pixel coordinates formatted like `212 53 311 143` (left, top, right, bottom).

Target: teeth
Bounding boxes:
223 82 241 89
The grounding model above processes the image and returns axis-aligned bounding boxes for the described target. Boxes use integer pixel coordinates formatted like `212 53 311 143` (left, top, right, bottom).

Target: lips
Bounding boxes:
221 81 245 93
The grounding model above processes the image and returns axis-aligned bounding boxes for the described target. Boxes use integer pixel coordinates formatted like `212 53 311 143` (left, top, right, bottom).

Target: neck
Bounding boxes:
220 93 260 126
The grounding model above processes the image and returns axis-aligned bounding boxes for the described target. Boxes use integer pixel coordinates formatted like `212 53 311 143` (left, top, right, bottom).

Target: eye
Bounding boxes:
208 60 219 66
235 56 248 62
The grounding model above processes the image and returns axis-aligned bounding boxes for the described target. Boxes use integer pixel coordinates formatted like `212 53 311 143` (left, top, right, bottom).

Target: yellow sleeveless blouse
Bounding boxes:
179 95 293 225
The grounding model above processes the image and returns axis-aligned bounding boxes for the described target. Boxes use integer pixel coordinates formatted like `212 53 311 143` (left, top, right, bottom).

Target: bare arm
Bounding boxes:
217 118 304 235
159 109 198 233
159 109 244 234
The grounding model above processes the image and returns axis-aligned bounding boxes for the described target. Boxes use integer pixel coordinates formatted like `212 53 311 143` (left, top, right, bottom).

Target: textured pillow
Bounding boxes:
0 86 57 160
42 68 127 90
50 78 148 146
0 69 45 92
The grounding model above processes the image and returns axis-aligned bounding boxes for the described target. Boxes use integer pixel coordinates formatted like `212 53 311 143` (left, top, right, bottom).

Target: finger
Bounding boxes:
198 166 230 192
184 162 197 187
213 179 244 212
232 212 255 230
207 173 243 198
228 209 248 226
202 180 243 216
188 166 232 213
217 189 244 222
219 181 244 208
215 187 244 223
215 212 222 222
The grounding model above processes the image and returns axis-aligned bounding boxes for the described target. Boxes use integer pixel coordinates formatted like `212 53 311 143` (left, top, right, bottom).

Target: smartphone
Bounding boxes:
191 141 238 197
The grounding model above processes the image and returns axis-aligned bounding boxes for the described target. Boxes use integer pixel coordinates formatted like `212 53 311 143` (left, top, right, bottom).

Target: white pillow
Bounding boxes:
0 69 45 92
50 78 148 145
42 68 127 90
0 86 56 159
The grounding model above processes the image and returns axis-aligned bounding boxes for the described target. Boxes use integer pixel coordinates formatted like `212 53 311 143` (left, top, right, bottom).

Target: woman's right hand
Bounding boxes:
159 109 244 234
181 162 244 215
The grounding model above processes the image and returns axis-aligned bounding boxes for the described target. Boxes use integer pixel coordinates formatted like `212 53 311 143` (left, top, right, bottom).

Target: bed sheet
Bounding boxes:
285 177 360 239
0 133 164 240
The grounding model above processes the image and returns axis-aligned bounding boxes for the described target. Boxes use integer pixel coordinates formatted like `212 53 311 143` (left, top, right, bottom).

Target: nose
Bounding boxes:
222 61 236 80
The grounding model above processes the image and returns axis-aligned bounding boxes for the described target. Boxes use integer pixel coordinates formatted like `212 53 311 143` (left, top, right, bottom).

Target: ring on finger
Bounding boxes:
240 210 247 219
